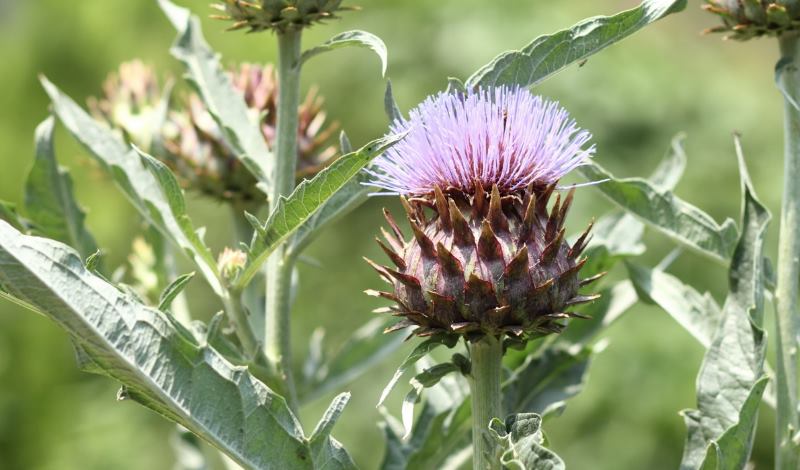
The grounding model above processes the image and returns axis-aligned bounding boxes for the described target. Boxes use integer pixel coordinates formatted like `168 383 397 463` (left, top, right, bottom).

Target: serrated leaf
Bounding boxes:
378 334 458 407
401 362 459 438
579 161 739 264
238 132 405 289
158 272 196 311
627 263 721 348
301 317 405 404
301 30 388 77
488 414 565 470
0 221 355 470
40 77 224 295
159 0 271 190
24 116 98 259
466 0 687 89
680 157 769 470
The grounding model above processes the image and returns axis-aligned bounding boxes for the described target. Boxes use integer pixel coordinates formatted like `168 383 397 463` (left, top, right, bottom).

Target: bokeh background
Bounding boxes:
0 0 787 468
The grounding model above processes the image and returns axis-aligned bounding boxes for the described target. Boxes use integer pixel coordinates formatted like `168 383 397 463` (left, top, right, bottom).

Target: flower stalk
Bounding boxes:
775 31 800 470
265 28 303 412
468 336 504 470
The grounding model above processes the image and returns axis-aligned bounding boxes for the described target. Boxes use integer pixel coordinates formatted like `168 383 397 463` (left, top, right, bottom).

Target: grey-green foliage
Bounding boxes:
238 132 406 289
159 0 272 189
680 154 770 470
40 77 224 294
488 414 565 470
466 0 687 89
301 30 388 76
24 116 98 259
0 220 355 470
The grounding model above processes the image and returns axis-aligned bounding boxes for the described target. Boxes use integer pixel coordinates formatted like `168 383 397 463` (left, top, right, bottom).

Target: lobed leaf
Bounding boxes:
237 132 405 289
301 30 388 77
24 116 98 259
488 414 565 470
0 221 355 470
401 362 460 438
466 0 686 89
159 0 272 190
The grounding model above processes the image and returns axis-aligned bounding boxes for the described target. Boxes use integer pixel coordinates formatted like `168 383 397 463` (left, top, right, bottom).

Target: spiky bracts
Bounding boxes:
211 0 353 33
703 1 800 40
366 184 600 341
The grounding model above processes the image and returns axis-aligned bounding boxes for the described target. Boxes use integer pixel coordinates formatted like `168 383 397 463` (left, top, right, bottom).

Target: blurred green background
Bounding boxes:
0 0 788 468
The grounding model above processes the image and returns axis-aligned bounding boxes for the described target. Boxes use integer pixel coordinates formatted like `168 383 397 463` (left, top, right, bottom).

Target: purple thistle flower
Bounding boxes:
367 86 595 196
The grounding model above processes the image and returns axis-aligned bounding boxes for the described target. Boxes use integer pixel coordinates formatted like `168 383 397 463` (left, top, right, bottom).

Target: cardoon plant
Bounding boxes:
366 87 599 468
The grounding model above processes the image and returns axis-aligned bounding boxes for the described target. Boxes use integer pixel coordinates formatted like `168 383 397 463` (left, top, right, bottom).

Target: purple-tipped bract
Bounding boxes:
368 86 594 196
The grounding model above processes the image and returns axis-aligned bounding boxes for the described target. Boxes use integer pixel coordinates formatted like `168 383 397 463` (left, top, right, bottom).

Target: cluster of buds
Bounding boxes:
367 88 600 342
91 61 338 206
211 0 352 33
703 1 800 40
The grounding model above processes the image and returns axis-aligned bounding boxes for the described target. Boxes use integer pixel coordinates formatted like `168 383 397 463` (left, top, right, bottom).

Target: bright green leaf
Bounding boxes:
466 0 686 89
0 221 355 470
378 334 458 407
158 272 196 312
238 132 405 289
0 200 27 232
301 30 388 77
24 116 98 259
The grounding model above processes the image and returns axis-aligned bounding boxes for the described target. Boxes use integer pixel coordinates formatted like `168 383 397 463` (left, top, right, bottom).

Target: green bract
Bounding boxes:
212 0 352 33
704 0 800 40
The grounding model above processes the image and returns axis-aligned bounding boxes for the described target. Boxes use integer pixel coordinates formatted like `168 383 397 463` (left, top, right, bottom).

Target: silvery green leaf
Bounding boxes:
301 318 405 404
488 414 565 470
466 0 686 89
680 155 769 470
238 132 405 289
158 272 196 312
377 334 458 407
40 78 223 295
384 80 403 124
626 262 721 348
171 425 209 470
401 362 460 438
308 393 355 467
159 0 271 190
445 77 466 94
579 161 739 264
0 221 356 470
24 116 98 259
301 30 388 77
504 345 593 418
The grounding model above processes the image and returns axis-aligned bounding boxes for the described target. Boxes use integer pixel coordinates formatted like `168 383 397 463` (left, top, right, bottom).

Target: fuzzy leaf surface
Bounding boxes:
159 0 272 189
680 164 769 469
488 414 565 470
238 132 405 289
579 162 738 264
301 30 388 76
0 221 356 470
466 0 686 89
40 78 223 294
24 116 98 259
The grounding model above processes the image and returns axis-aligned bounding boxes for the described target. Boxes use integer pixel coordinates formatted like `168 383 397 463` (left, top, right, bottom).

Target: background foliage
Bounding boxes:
0 0 785 468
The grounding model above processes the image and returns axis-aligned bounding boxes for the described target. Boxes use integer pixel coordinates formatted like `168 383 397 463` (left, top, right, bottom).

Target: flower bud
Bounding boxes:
217 247 247 281
703 1 800 39
211 0 352 33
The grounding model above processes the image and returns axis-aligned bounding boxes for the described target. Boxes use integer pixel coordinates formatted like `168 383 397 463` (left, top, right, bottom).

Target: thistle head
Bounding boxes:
703 1 800 39
366 87 600 342
88 60 163 151
161 62 338 205
211 0 353 33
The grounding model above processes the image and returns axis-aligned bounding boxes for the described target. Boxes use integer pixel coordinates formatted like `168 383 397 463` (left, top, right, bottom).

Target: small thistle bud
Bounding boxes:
703 1 800 39
88 60 163 151
366 88 599 342
218 247 247 281
211 0 353 33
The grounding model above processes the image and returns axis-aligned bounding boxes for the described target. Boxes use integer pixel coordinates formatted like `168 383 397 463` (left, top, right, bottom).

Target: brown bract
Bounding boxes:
703 1 800 40
366 184 603 342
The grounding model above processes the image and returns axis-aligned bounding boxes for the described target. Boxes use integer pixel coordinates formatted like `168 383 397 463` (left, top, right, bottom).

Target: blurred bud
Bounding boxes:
88 60 164 151
218 247 247 281
703 1 800 40
210 0 353 33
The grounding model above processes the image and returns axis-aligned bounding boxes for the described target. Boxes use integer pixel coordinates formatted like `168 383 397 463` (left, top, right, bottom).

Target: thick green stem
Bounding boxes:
776 33 800 470
469 336 504 470
265 29 302 413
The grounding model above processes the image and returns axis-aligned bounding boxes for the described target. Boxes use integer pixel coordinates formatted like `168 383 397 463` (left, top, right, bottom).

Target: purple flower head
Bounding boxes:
367 86 595 196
